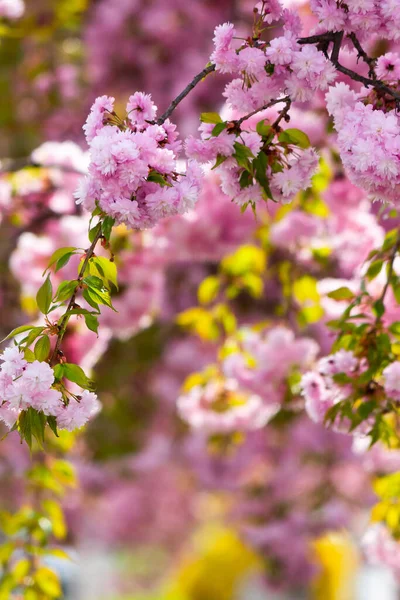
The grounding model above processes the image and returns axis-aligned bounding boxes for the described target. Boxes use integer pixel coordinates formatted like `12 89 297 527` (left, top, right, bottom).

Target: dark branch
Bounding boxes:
49 226 103 365
347 32 377 79
235 96 291 127
157 64 216 125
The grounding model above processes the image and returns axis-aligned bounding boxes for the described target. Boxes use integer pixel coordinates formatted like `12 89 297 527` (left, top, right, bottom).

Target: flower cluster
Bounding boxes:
310 0 400 42
211 10 336 111
177 378 274 434
326 83 400 205
75 93 202 229
362 524 400 579
0 0 24 20
382 361 400 402
301 350 362 424
223 326 319 404
0 347 100 432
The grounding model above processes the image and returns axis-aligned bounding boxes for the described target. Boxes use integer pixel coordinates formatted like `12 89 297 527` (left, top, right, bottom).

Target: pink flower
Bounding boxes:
83 95 115 143
126 92 157 129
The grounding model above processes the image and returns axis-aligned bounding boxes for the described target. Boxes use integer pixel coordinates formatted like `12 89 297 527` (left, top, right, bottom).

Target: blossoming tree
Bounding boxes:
1 0 400 597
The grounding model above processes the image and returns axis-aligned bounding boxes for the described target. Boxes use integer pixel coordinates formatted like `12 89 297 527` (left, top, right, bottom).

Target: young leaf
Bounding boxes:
278 128 311 149
84 313 99 335
62 363 91 389
211 154 228 170
54 281 78 303
1 324 36 343
34 335 51 362
200 112 222 124
327 287 355 301
89 221 102 243
55 252 76 273
44 247 77 274
36 275 53 315
90 256 118 289
211 122 227 137
102 216 115 242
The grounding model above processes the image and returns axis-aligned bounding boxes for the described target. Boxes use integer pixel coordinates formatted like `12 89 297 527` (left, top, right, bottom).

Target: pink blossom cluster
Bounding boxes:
301 349 360 423
382 361 400 402
177 379 274 434
186 120 319 207
222 326 319 403
0 347 100 431
309 0 400 42
75 94 202 229
326 83 400 204
362 524 400 579
31 141 89 174
0 0 24 20
269 178 385 277
210 14 336 111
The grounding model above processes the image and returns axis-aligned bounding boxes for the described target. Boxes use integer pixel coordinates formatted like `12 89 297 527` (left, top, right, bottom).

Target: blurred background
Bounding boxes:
0 0 400 598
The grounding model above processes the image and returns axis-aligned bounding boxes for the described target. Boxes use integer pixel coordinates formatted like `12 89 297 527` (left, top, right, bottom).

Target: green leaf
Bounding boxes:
21 327 46 348
198 276 220 305
89 221 102 243
84 313 99 335
278 128 311 149
1 324 35 343
34 567 62 598
239 170 253 189
373 299 385 319
62 363 92 389
102 216 115 242
83 275 104 290
47 415 59 438
44 247 77 274
36 275 53 315
86 287 116 311
54 280 78 303
90 256 118 289
366 260 383 281
82 288 100 312
147 171 172 187
200 112 222 124
211 122 227 136
256 120 273 138
34 335 50 361
211 154 228 170
327 287 355 301
253 151 273 200
233 142 254 171
55 252 75 273
383 229 398 252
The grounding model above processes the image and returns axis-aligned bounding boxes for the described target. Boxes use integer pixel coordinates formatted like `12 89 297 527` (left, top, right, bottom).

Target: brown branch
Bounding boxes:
49 225 103 365
235 96 291 127
271 98 292 130
157 63 216 125
347 32 377 79
298 32 400 107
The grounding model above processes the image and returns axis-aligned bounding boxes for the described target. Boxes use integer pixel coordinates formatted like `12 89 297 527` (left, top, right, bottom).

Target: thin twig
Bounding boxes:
271 98 292 130
235 96 291 127
49 226 103 365
347 32 377 79
157 64 216 125
298 32 400 107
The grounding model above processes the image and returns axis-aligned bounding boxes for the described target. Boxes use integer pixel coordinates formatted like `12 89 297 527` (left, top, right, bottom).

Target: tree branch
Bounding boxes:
235 96 291 128
49 225 103 365
157 63 216 125
298 32 400 107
